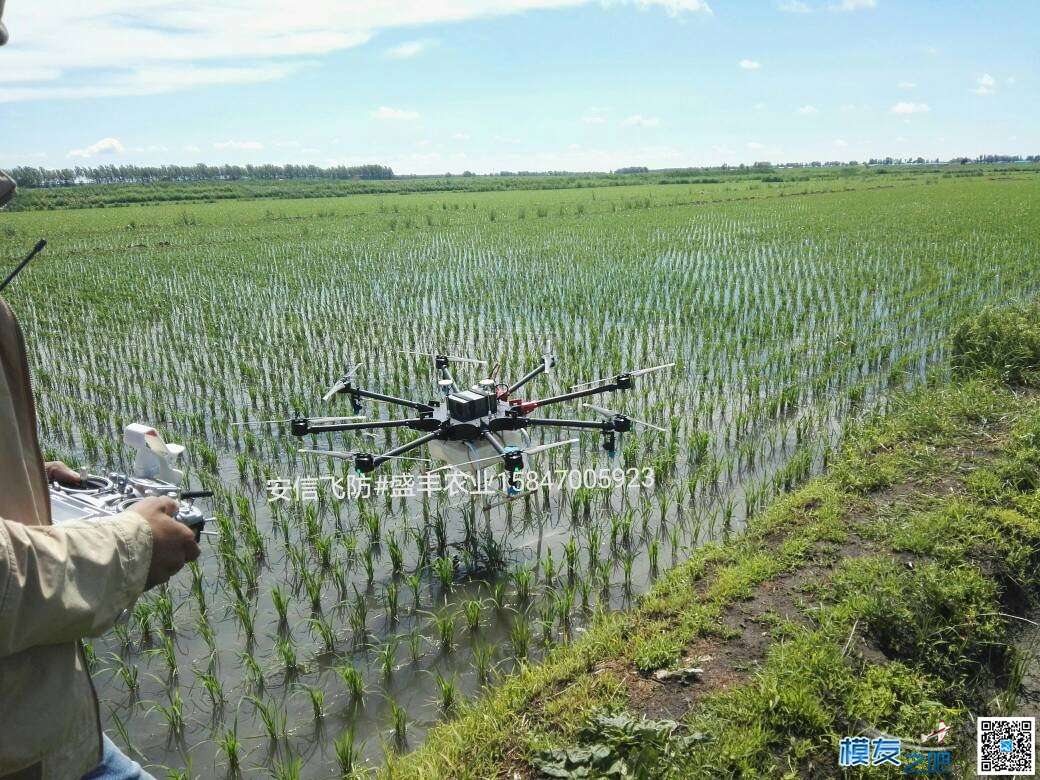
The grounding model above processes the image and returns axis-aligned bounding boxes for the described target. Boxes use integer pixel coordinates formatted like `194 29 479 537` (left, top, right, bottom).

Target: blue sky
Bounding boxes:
0 1 1035 174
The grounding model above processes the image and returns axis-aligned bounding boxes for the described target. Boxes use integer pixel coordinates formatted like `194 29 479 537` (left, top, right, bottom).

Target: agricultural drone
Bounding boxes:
256 349 674 494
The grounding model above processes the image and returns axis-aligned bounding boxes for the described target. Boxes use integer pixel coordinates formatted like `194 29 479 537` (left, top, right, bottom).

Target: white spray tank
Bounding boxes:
123 423 185 484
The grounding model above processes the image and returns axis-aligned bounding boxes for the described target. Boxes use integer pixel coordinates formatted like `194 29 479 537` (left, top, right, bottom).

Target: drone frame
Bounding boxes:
291 353 666 486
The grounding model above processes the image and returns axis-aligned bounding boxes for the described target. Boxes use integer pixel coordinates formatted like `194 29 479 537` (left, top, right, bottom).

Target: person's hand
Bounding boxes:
44 460 81 484
133 496 201 590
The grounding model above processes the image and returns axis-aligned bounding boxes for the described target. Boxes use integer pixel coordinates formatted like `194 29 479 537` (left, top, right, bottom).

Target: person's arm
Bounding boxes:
0 497 199 658
0 511 151 656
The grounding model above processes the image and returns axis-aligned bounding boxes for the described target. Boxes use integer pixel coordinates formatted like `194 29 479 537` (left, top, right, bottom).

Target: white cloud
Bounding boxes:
0 63 304 103
214 140 265 150
897 81 917 89
183 144 201 153
450 132 471 141
779 1 810 12
384 39 437 59
67 137 125 158
832 138 848 148
829 0 876 10
971 73 996 95
370 106 420 121
622 114 660 127
582 107 609 124
738 59 761 70
747 141 765 150
796 104 818 114
890 101 929 115
0 1 710 103
1007 76 1016 85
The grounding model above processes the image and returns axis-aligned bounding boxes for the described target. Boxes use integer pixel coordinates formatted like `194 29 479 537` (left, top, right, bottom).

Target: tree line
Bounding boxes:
8 163 395 188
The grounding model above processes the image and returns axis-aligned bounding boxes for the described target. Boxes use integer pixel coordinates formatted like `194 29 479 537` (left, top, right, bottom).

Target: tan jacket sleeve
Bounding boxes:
0 510 152 658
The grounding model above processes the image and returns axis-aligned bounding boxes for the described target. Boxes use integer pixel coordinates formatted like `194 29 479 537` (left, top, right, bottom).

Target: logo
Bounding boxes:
921 721 951 745
838 721 955 774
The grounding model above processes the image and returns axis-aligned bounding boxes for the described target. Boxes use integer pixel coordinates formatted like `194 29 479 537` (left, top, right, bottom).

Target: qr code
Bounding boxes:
978 716 1035 776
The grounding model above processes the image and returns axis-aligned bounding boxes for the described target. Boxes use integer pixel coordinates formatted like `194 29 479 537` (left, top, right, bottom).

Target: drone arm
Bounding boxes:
299 418 432 435
523 417 610 431
372 430 443 469
526 378 626 411
480 429 508 454
351 387 434 414
506 362 547 395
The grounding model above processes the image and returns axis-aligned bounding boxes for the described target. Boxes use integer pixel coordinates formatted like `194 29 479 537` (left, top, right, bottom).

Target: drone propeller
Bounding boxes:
297 448 432 463
402 350 487 366
543 338 555 375
570 362 675 390
582 403 666 432
322 363 363 402
232 415 366 427
426 437 579 475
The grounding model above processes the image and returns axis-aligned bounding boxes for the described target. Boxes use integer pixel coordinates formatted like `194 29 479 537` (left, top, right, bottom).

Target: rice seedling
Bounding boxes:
215 719 243 773
194 668 224 709
433 609 455 652
272 755 303 780
308 615 337 654
389 698 408 749
433 671 460 715
338 664 365 708
472 640 494 684
23 170 1037 777
511 612 532 660
305 685 325 720
334 727 362 777
379 637 399 679
247 695 286 742
462 599 483 634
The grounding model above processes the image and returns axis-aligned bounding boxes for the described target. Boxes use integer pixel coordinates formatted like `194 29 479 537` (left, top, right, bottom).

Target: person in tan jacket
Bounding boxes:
0 148 201 780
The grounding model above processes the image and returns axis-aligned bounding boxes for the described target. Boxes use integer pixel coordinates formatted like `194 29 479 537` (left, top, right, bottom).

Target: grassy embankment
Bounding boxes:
381 302 1040 779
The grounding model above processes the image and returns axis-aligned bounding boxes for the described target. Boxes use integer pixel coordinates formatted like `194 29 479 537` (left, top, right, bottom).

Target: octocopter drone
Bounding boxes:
245 348 674 493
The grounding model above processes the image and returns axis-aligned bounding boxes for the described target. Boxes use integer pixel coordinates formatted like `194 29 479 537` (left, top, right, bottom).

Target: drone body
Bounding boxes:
279 349 674 493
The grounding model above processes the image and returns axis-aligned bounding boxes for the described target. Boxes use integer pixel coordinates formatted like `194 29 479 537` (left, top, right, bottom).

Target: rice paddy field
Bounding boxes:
2 167 1038 778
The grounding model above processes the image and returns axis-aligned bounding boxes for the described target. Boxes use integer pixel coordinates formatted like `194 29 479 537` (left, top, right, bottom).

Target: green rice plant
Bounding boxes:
433 671 460 714
334 726 362 777
132 602 154 646
308 615 337 654
276 636 301 677
433 555 455 592
349 589 369 643
462 599 483 634
511 612 532 660
385 581 400 624
379 637 399 679
337 664 365 708
215 719 242 772
194 668 224 708
433 609 455 652
151 690 185 737
247 695 286 742
271 584 289 625
472 640 494 684
490 581 507 612
408 629 424 663
389 698 408 749
305 685 325 720
272 755 303 780
407 572 422 611
512 565 532 605
239 651 265 689
111 653 138 694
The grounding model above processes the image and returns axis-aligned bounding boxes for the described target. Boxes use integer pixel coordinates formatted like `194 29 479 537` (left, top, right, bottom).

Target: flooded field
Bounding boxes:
4 172 1039 777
